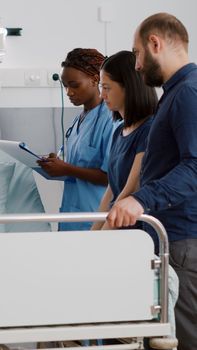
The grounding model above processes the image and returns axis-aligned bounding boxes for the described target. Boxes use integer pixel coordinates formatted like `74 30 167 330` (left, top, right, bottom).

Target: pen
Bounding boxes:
57 145 64 158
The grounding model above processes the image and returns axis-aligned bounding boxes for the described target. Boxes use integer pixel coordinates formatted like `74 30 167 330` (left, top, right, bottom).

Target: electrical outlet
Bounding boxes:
47 70 60 87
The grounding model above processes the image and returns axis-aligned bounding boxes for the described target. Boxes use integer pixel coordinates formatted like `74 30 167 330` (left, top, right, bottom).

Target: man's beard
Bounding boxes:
142 48 164 87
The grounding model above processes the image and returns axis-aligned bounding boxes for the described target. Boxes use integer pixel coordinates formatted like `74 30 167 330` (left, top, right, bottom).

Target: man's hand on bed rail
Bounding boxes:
107 196 144 228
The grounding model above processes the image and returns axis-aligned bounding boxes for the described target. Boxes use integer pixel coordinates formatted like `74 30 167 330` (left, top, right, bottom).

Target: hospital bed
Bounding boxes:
0 213 178 350
0 149 51 233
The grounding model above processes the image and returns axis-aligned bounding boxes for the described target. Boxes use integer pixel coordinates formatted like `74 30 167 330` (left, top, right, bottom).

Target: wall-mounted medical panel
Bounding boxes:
0 68 60 87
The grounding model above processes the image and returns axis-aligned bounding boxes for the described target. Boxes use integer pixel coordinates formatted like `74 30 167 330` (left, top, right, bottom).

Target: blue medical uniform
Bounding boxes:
59 101 114 231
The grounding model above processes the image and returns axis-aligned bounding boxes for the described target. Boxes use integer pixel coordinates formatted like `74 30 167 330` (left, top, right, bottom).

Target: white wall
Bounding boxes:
0 0 196 67
0 0 196 107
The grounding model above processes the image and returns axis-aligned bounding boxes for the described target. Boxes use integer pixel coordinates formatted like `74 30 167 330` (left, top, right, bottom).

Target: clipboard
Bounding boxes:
19 142 44 162
33 167 66 181
0 140 42 167
0 140 66 181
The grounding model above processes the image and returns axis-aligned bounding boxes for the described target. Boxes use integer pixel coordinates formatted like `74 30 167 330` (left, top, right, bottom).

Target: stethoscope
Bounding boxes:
65 100 104 147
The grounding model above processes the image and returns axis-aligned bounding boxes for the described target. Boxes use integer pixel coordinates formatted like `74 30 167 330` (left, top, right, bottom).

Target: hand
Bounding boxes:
107 196 144 229
37 157 68 176
48 152 57 158
101 221 113 230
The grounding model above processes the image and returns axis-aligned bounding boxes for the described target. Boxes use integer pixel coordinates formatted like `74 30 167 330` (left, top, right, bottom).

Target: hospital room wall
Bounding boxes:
0 0 196 146
0 1 196 104
0 0 196 213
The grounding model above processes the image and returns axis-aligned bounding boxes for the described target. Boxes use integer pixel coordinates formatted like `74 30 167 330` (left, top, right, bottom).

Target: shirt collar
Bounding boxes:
163 63 197 93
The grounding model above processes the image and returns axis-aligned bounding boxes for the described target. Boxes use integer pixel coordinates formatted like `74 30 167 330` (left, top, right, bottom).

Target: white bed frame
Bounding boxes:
0 213 177 350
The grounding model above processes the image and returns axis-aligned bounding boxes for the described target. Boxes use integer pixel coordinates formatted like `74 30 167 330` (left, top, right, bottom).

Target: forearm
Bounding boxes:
91 185 113 230
64 163 108 186
115 152 142 202
133 159 197 212
116 179 139 202
39 158 108 186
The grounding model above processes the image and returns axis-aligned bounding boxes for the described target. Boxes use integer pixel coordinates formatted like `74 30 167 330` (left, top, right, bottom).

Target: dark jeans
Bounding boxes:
169 239 197 350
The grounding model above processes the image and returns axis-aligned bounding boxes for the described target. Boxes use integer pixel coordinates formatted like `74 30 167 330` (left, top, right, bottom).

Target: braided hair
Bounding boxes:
61 48 105 79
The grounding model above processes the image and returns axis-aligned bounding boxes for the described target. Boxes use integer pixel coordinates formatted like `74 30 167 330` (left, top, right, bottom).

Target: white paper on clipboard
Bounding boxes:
0 140 41 167
0 140 66 181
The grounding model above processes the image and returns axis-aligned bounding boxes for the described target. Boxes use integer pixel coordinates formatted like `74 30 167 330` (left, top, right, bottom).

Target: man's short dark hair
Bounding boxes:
139 13 189 49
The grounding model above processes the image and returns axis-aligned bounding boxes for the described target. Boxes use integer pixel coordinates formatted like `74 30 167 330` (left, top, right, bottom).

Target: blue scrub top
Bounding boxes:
59 101 115 231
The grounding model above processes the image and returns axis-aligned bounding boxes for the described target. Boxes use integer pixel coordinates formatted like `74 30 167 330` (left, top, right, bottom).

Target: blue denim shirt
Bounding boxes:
133 63 197 243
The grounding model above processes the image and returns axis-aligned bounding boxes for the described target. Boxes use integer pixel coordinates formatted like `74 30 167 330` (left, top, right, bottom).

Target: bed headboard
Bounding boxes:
0 228 155 327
